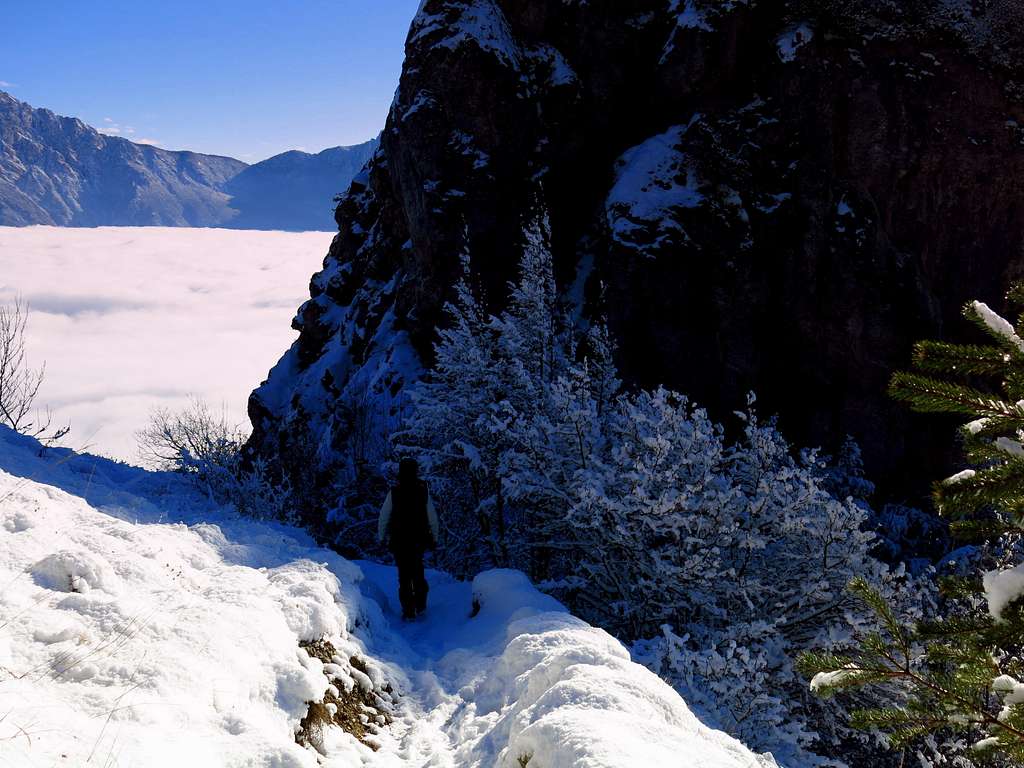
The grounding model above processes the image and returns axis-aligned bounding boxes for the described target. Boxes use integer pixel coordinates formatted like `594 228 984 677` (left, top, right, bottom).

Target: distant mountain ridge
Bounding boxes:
0 91 375 231
224 140 378 231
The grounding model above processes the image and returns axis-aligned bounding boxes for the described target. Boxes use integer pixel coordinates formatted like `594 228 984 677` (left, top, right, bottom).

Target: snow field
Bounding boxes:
0 427 381 767
0 425 774 767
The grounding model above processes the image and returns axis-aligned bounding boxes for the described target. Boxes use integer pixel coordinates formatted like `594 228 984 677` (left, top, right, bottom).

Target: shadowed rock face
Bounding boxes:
248 0 1024 521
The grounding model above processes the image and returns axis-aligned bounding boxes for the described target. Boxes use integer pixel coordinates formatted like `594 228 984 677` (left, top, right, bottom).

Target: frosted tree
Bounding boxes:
398 215 935 763
562 391 929 764
399 215 588 576
397 252 510 570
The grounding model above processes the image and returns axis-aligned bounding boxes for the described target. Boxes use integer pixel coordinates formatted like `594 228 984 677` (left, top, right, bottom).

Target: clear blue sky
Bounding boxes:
0 1 420 161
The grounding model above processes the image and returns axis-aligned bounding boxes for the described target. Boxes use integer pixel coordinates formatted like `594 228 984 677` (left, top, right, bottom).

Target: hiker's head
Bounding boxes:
398 457 419 484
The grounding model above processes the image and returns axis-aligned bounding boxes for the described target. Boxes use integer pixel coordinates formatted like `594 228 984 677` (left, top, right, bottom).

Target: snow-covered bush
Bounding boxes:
137 396 292 521
398 221 935 763
564 392 936 765
397 218 576 575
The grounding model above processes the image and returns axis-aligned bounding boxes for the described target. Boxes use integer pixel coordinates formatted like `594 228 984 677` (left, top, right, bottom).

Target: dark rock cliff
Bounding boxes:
248 0 1024 524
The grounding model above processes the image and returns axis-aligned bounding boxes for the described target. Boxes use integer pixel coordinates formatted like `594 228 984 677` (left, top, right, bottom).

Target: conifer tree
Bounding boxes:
800 289 1024 761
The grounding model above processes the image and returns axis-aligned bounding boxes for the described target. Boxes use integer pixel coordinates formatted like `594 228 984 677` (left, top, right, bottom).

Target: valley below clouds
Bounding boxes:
0 226 331 461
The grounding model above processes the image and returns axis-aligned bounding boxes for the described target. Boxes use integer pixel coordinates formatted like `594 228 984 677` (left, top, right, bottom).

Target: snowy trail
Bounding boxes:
351 562 518 768
0 426 773 768
350 564 472 767
351 563 774 768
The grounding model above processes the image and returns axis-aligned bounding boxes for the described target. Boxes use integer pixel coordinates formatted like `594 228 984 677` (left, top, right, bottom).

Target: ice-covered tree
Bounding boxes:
569 393 927 764
397 216 577 573
400 214 933 763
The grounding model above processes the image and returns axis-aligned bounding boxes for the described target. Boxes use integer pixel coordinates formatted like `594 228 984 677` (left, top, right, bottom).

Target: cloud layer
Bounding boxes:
0 226 332 462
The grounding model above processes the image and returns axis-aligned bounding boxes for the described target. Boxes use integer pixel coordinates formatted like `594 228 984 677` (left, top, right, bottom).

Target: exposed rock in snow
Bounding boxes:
0 427 381 766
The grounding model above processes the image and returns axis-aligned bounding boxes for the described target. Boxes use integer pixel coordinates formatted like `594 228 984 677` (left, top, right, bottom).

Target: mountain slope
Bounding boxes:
0 424 775 767
224 139 380 231
0 91 376 231
247 0 1024 511
0 91 246 227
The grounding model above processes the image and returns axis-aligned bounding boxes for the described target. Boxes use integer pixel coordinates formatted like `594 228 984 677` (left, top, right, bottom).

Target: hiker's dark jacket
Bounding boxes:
377 480 439 554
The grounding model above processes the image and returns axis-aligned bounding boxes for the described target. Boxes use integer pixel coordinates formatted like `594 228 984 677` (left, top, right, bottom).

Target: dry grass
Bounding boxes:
296 638 397 755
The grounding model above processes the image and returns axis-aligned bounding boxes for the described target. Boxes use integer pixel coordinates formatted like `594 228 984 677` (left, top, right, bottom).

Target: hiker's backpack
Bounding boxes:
388 479 431 552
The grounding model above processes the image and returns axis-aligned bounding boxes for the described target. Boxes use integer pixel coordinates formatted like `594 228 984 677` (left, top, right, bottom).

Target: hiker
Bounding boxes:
377 457 440 620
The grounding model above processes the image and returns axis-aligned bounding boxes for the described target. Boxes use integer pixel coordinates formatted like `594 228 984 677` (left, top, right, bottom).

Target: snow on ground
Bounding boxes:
0 226 332 462
0 424 775 767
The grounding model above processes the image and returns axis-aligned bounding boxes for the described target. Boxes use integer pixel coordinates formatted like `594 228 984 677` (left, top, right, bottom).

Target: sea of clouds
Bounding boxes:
0 226 332 462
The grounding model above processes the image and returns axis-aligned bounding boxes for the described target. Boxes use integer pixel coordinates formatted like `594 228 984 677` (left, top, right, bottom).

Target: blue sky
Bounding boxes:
0 1 420 162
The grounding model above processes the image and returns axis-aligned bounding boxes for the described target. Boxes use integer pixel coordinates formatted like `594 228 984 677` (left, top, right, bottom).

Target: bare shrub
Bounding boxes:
136 397 244 473
0 297 68 443
136 397 291 520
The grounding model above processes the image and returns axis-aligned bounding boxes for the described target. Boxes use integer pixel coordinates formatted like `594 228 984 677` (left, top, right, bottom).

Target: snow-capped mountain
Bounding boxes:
247 0 1024 511
0 91 375 231
0 424 775 767
0 90 245 227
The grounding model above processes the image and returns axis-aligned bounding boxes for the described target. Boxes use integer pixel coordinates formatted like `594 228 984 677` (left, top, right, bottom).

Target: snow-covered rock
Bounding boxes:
248 0 1024 523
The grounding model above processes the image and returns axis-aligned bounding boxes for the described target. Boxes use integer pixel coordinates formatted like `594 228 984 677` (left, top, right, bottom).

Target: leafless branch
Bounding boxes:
0 296 69 443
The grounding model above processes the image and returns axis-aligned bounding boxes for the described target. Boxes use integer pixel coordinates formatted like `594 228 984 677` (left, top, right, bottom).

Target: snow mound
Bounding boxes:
0 426 385 767
354 562 776 767
32 549 122 594
466 574 771 768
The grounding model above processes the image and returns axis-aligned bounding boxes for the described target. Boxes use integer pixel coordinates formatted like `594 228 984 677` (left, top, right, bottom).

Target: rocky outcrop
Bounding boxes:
248 0 1024 518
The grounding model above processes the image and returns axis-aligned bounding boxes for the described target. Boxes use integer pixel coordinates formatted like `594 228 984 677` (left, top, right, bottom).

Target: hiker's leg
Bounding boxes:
396 555 416 619
413 554 428 614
